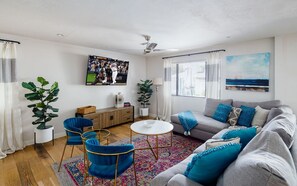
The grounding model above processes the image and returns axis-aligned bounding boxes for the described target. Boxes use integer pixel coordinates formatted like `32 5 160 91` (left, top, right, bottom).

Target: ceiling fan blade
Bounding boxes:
143 35 151 42
147 43 157 50
153 49 179 52
141 42 148 45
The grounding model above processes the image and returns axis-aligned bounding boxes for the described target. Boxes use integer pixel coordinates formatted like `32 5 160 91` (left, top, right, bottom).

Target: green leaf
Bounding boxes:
37 88 45 94
24 93 41 100
37 123 46 129
33 108 44 117
48 113 58 118
46 105 59 112
48 97 58 103
37 77 49 86
27 82 37 91
51 108 59 112
44 94 54 101
27 104 36 108
36 102 46 108
22 82 36 91
52 89 59 96
50 82 58 92
45 118 52 122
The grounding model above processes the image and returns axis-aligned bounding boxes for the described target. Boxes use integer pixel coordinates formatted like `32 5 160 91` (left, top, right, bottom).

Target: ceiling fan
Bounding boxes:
141 35 178 54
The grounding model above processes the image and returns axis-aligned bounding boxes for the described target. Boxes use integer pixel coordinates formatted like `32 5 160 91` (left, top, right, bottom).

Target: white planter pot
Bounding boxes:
34 126 54 144
139 108 149 116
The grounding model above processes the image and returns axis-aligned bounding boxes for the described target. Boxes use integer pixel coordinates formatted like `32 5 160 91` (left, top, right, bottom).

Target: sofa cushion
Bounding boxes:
251 106 270 127
228 107 242 126
203 98 233 117
184 143 241 185
171 112 229 134
222 127 257 148
193 138 233 154
232 100 281 109
267 108 283 123
263 113 296 148
220 131 297 186
205 137 240 150
237 106 256 127
212 104 233 123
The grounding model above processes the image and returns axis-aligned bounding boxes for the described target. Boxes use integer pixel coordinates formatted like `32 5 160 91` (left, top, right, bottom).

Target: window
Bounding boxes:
171 61 206 97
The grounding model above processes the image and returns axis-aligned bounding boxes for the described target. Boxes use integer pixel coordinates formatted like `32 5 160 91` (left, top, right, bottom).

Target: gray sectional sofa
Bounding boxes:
171 99 281 140
152 99 297 186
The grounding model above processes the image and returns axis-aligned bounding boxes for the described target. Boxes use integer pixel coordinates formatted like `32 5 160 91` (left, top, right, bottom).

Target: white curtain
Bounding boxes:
161 59 172 121
0 42 23 159
206 52 222 99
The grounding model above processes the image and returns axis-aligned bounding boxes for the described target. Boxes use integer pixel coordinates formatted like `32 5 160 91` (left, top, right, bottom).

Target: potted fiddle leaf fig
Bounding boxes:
137 79 153 116
22 77 59 144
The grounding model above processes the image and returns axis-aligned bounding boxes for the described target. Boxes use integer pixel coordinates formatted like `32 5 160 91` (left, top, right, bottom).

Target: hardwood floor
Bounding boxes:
0 118 147 186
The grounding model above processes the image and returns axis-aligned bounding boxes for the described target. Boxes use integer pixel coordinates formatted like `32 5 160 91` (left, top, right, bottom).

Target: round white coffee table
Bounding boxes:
130 120 174 160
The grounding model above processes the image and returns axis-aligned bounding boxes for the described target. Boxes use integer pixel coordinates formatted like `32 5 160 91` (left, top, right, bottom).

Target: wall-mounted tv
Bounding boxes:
86 55 129 86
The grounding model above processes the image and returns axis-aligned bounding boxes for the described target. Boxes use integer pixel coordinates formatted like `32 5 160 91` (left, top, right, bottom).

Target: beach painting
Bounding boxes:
226 52 270 92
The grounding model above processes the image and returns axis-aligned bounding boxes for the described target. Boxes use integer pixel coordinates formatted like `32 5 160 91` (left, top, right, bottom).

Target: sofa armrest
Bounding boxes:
168 174 204 186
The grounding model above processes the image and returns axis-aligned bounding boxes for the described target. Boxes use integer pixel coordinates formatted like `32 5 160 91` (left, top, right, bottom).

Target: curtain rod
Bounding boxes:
0 39 21 44
162 49 225 59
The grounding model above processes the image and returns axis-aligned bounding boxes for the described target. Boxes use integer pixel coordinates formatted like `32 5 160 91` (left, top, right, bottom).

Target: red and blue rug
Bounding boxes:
52 134 203 186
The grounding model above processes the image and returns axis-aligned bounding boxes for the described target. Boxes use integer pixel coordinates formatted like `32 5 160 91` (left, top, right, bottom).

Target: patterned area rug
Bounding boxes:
52 134 203 186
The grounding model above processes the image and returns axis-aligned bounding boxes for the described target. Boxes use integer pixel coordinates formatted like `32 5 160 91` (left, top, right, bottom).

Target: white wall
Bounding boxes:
0 33 146 146
147 38 275 115
275 33 297 113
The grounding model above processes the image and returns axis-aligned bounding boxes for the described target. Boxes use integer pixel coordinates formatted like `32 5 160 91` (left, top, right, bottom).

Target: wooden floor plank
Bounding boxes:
25 145 60 186
0 154 22 186
11 146 40 186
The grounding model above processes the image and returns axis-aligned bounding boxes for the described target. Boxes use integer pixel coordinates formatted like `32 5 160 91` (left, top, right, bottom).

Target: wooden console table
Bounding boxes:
76 106 134 129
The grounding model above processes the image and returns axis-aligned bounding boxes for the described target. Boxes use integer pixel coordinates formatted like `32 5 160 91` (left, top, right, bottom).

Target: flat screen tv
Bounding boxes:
86 55 129 86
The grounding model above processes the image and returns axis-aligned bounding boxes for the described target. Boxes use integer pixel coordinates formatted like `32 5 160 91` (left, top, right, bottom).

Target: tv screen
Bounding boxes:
86 55 129 85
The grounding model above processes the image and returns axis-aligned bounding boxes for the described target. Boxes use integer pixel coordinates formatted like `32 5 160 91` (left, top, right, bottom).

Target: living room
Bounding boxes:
1 1 297 186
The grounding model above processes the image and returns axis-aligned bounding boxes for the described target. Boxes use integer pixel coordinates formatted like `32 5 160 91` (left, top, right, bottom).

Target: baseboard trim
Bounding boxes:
23 131 66 147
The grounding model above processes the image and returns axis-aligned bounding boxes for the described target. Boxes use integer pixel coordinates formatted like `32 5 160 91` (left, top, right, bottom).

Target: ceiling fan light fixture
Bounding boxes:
144 49 150 54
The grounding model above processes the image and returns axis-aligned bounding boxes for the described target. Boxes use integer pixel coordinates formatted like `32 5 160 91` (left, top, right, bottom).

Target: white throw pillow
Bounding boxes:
251 106 269 127
205 137 240 150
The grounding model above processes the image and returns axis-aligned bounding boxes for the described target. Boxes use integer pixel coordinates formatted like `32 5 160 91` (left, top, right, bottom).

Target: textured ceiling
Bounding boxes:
1 0 297 55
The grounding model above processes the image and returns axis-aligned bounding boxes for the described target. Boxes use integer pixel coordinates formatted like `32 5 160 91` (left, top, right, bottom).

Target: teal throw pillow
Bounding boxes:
237 105 256 127
222 127 257 148
212 103 232 123
184 143 241 185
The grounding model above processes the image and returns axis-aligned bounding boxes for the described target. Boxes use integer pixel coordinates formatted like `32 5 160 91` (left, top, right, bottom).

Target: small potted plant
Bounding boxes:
137 79 153 116
22 77 59 144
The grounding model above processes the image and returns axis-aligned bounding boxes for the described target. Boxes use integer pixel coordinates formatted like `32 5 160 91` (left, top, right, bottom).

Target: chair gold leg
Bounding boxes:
133 162 137 186
70 145 74 157
130 129 132 144
58 142 67 172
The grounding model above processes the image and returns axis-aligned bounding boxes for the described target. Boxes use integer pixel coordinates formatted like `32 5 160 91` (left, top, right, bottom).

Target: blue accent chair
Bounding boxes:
85 138 137 186
58 117 96 172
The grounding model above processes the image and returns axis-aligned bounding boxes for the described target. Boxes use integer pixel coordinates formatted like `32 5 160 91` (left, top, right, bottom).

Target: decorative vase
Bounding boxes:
115 92 124 108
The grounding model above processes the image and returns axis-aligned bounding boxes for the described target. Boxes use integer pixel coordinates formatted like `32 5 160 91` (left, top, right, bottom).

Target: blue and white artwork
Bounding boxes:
226 52 270 92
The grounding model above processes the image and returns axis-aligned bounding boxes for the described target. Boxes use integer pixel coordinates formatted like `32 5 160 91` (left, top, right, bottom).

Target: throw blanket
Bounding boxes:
178 111 198 136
